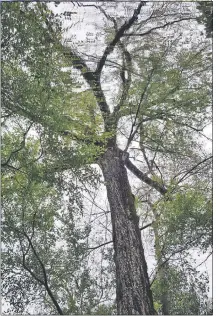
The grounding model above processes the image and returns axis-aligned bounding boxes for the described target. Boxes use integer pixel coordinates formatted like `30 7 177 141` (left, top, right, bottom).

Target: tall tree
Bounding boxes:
2 1 212 314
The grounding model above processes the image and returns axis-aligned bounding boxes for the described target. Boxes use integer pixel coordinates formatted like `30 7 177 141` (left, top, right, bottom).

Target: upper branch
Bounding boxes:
93 6 133 123
124 17 194 37
176 156 212 185
124 68 155 152
95 1 145 76
113 41 132 115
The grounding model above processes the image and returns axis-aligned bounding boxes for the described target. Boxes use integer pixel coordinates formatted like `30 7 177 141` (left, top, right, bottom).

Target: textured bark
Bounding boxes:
100 147 155 315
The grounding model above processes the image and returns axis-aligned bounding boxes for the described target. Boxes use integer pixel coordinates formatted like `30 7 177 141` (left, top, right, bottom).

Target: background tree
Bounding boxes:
196 1 213 38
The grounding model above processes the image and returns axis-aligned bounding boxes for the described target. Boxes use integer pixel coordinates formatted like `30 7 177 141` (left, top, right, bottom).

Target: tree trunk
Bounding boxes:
160 268 169 315
153 215 169 315
100 147 155 315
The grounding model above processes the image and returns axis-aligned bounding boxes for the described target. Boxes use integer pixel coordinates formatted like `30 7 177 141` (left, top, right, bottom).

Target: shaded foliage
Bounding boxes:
197 2 213 38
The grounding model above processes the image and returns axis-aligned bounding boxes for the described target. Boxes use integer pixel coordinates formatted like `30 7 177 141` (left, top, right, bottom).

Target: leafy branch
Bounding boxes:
9 223 64 315
124 17 195 37
2 123 33 168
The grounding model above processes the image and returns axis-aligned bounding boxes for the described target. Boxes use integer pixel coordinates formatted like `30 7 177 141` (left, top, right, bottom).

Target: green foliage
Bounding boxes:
151 263 210 315
2 1 105 166
156 188 212 253
1 3 106 313
153 301 162 314
93 303 116 315
2 150 99 314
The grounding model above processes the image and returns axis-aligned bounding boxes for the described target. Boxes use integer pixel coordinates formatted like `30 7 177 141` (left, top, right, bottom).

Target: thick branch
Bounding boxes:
125 158 167 195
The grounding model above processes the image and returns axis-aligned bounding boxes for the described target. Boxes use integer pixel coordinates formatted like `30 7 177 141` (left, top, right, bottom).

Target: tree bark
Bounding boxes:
152 213 169 315
99 147 155 315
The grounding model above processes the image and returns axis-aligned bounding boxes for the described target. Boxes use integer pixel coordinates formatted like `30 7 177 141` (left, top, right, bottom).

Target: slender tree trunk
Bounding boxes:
153 215 169 315
100 147 155 315
159 267 169 315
